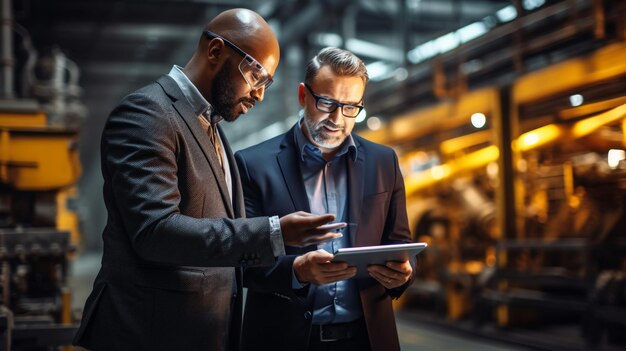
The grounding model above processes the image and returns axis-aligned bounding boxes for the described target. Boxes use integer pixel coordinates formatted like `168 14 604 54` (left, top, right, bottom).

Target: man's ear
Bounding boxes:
206 38 226 64
298 83 306 107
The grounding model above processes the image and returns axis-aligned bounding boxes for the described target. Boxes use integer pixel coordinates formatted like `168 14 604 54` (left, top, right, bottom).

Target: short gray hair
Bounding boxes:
304 47 369 85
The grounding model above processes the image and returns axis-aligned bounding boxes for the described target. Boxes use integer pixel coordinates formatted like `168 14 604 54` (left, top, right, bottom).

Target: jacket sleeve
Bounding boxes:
234 150 308 298
102 92 276 267
382 149 416 298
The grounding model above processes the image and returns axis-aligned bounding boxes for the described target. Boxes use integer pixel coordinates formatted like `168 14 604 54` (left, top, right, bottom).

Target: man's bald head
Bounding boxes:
203 8 279 70
184 8 280 122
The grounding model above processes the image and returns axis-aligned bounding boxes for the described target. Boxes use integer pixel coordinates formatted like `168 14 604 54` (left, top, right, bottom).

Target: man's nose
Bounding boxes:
328 107 343 124
250 85 265 102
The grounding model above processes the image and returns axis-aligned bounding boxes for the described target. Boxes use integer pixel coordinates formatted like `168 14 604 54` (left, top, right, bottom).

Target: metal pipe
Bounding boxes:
1 0 14 98
12 23 38 98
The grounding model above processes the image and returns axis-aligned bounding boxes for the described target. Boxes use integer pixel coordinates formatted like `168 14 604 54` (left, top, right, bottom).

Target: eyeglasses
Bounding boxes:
304 84 364 118
203 31 274 90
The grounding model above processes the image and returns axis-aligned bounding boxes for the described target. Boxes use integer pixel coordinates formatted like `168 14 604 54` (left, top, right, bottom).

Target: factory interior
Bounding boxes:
1 0 626 350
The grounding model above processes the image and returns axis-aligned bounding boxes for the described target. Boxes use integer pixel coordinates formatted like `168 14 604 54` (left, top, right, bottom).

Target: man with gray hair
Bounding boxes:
73 10 343 351
235 47 415 351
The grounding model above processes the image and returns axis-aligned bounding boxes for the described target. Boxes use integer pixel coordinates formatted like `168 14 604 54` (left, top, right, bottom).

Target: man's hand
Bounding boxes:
293 250 357 285
280 211 344 247
367 260 412 289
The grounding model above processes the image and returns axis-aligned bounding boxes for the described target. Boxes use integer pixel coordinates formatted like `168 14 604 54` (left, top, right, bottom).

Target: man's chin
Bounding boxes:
223 114 240 123
313 137 343 150
215 107 241 123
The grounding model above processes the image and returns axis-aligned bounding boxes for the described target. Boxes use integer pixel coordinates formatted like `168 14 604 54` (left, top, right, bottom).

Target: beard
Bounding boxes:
302 109 348 150
210 61 255 122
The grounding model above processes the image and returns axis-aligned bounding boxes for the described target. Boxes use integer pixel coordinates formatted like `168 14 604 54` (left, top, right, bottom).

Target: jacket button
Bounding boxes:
304 311 312 319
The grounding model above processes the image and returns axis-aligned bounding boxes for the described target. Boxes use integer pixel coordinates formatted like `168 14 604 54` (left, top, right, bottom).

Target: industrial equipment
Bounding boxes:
0 0 84 349
360 1 626 350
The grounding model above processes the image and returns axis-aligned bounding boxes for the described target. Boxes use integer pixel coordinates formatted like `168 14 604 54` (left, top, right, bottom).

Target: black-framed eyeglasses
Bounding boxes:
203 31 274 90
304 84 364 118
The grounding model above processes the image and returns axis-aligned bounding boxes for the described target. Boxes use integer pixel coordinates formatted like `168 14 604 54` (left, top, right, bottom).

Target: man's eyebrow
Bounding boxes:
320 95 362 105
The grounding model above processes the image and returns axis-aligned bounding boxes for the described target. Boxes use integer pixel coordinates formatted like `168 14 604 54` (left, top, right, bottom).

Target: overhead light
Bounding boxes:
496 5 518 22
315 33 343 47
457 22 488 43
407 39 438 64
346 38 403 63
367 116 382 131
436 32 460 53
608 149 625 169
523 0 546 11
407 0 422 10
471 113 487 128
355 108 367 123
394 68 408 81
366 61 394 81
407 3 523 65
408 18 490 64
569 94 584 107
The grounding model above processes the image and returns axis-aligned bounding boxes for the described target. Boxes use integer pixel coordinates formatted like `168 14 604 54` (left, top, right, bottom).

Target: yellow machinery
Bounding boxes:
360 1 626 349
0 108 81 239
0 107 80 349
0 0 83 348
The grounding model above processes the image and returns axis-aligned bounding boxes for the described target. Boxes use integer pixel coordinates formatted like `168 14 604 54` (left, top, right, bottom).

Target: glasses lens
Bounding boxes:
239 55 272 89
316 98 338 113
342 105 360 117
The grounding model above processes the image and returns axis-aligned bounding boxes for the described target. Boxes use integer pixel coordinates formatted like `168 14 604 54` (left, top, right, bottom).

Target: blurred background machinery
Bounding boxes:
0 0 84 349
5 0 626 350
359 0 626 349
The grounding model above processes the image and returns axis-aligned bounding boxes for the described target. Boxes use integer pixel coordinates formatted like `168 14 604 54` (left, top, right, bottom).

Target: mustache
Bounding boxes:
317 120 344 130
239 98 256 107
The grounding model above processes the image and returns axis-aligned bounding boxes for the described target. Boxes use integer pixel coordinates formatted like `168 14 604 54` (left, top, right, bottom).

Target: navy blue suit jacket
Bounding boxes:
235 125 413 351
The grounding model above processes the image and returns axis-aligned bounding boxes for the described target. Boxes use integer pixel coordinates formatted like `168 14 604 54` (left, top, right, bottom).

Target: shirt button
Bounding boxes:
304 311 312 320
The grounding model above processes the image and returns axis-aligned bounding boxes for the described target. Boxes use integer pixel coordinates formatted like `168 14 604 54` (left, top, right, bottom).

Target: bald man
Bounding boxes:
73 9 341 351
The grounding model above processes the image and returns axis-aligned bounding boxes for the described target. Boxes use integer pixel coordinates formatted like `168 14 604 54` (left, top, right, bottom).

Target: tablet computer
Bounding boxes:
332 242 427 278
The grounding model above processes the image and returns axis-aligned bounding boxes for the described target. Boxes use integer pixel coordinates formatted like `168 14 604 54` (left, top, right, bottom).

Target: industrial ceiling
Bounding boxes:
11 0 521 247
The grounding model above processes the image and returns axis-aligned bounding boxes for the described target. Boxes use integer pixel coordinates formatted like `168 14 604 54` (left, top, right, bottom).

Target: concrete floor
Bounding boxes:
68 252 532 351
395 315 532 351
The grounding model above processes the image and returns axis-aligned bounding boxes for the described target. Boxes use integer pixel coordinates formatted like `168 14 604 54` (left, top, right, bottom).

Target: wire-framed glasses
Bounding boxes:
203 31 274 90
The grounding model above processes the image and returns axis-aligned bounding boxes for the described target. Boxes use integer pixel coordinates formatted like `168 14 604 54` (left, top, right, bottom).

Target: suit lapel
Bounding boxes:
347 139 365 246
156 75 234 218
277 128 311 213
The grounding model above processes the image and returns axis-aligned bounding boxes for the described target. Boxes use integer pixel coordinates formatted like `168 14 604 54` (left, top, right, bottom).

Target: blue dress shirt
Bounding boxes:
292 119 363 324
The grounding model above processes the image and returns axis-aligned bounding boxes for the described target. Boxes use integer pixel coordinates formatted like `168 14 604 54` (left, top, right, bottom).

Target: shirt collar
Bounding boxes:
293 117 357 162
167 65 222 124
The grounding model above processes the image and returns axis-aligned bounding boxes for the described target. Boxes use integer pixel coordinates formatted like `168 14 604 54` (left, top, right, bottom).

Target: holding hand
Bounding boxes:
367 260 412 289
280 212 344 248
294 249 357 285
